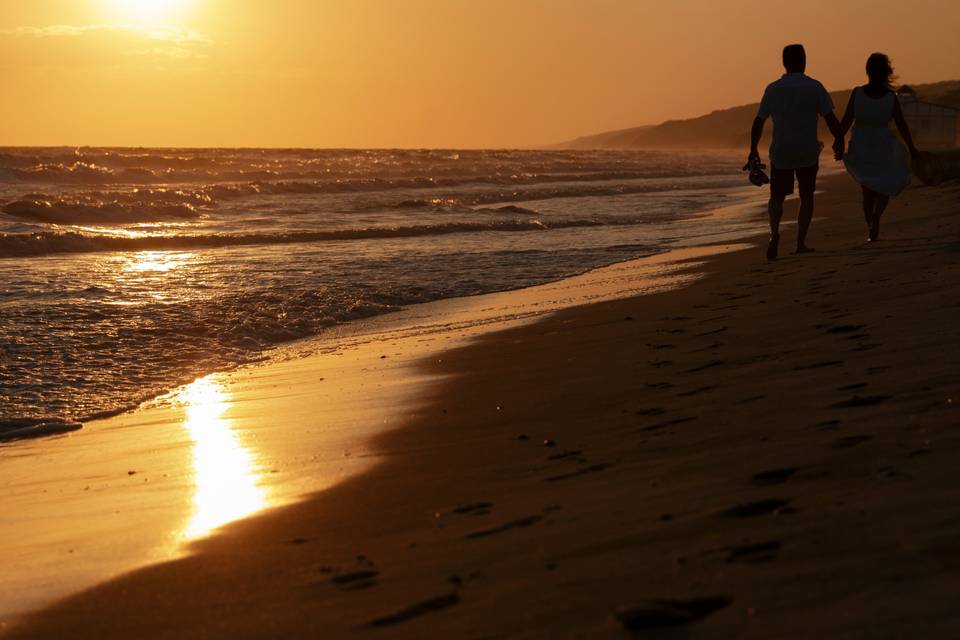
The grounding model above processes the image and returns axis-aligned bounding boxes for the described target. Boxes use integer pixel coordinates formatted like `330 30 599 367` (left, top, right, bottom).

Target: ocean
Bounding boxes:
0 147 758 434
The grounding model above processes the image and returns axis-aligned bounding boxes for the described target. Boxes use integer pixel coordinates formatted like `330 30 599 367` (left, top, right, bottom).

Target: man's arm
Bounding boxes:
750 87 771 164
749 116 765 163
823 112 843 140
823 111 844 160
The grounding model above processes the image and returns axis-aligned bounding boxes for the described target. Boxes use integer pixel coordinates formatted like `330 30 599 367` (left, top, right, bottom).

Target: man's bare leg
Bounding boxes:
796 189 815 253
767 192 786 260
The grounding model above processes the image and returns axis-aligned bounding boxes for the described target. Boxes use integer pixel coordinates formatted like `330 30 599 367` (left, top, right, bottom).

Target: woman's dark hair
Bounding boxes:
866 53 896 90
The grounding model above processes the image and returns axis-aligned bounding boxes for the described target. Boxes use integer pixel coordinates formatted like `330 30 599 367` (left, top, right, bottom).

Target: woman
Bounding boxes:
833 53 918 241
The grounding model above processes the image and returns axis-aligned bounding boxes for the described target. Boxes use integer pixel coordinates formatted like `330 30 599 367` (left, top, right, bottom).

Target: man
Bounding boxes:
749 44 843 260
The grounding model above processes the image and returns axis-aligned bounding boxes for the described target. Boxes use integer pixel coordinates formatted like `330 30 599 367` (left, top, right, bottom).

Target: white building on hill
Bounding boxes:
897 86 959 148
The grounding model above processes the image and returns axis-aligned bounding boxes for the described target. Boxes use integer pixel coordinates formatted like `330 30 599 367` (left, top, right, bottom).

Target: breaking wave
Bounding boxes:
0 217 639 257
2 198 201 224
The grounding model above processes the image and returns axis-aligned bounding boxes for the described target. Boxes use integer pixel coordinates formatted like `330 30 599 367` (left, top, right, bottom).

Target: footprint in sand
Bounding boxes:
725 540 782 564
718 499 791 518
833 435 873 449
635 407 665 417
330 569 380 591
640 417 697 432
814 419 841 431
465 515 544 539
368 592 461 627
837 383 868 391
695 326 728 337
453 502 494 516
750 467 799 486
792 360 844 371
615 596 733 630
547 449 584 461
831 395 892 408
676 386 717 397
685 360 724 373
544 463 613 482
826 324 866 334
645 382 675 390
648 360 674 368
690 342 724 353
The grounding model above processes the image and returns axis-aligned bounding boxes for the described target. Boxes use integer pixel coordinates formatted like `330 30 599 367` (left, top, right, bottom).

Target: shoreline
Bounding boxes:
0 194 760 624
0 178 763 439
7 174 960 637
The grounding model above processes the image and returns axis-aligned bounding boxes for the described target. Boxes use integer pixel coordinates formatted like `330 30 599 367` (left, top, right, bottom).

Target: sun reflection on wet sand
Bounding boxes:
180 376 266 539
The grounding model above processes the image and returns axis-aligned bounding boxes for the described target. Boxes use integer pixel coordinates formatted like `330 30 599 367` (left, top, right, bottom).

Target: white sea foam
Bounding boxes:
0 147 754 437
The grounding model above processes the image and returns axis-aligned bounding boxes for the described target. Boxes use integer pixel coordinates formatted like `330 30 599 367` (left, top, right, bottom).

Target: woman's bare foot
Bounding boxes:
868 216 881 242
766 234 780 261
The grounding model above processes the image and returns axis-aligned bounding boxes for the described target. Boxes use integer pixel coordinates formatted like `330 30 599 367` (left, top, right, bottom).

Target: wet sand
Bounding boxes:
0 233 744 623
5 175 960 638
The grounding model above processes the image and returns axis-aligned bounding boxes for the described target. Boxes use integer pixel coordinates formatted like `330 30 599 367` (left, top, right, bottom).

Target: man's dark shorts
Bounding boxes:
771 164 818 197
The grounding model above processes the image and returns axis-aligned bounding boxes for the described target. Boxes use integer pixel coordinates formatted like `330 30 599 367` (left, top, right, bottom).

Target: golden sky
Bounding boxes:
2 0 959 148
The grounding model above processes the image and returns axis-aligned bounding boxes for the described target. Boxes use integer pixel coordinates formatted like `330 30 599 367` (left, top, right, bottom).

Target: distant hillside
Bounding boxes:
558 79 960 150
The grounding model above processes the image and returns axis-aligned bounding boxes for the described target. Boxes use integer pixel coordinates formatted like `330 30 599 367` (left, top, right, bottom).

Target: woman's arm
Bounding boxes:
833 90 857 160
838 90 856 137
892 96 919 157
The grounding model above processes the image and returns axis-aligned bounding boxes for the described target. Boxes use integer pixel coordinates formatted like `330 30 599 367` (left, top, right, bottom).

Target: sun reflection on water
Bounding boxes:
124 251 195 273
180 376 266 539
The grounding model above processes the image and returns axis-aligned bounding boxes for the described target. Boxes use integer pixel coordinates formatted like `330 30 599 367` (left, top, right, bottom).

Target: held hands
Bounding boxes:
832 137 845 161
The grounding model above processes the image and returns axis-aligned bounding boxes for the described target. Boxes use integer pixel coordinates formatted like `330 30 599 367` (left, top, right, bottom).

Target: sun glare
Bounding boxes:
180 376 267 539
108 0 189 25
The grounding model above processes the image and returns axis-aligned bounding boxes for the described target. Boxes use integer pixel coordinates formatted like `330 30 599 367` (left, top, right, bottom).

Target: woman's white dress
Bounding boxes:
843 87 911 196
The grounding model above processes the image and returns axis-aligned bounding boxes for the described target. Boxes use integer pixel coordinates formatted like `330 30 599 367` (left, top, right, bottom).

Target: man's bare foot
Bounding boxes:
795 245 816 254
868 216 880 242
766 234 779 261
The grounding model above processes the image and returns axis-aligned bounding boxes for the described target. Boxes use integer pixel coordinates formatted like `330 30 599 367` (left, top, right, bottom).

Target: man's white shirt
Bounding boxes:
757 73 834 169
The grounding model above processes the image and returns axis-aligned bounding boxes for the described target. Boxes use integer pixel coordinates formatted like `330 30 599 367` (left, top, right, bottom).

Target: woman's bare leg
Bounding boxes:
861 186 876 230
871 194 890 241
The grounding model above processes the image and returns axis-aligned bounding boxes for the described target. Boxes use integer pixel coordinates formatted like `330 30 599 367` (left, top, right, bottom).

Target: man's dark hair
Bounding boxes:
782 44 806 72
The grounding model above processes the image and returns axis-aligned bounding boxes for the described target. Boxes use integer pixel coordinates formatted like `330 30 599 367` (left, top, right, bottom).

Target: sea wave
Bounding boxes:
0 160 733 190
0 147 746 437
2 198 201 224
0 217 639 257
343 178 736 212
